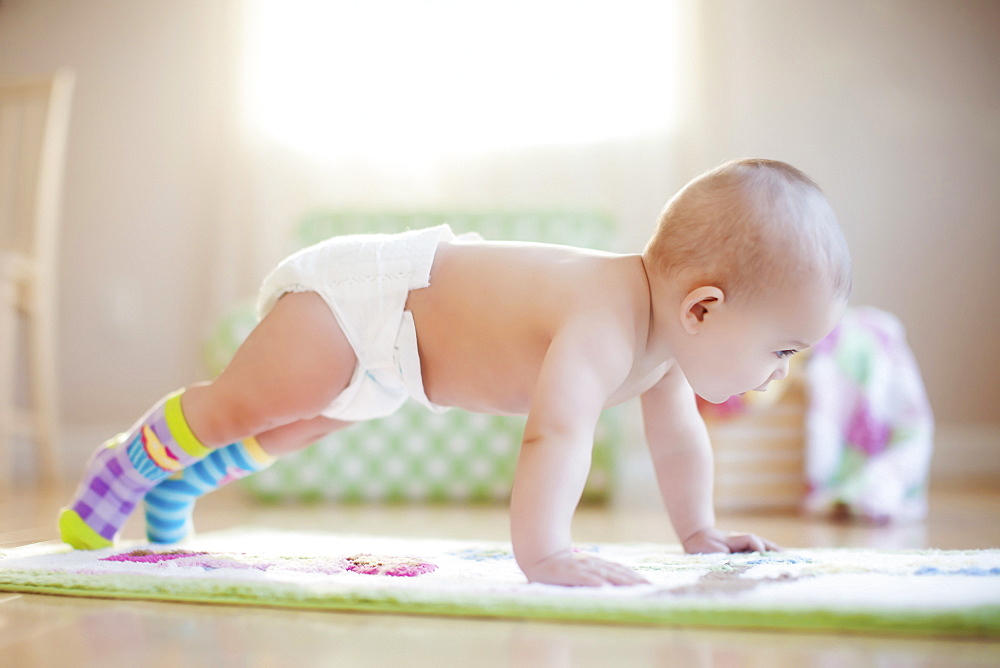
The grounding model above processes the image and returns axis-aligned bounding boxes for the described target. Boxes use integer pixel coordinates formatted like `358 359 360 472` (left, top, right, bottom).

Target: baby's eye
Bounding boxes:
775 349 798 359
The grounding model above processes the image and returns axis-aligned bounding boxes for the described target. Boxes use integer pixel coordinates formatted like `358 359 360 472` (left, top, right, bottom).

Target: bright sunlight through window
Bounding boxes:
243 0 681 162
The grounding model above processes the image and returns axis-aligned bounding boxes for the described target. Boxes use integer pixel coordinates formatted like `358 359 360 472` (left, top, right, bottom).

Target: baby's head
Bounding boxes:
644 158 851 302
644 159 852 403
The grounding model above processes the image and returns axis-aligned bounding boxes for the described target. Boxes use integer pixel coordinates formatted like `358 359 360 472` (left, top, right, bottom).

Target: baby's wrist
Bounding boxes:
515 544 571 572
518 548 574 582
531 548 572 567
681 526 717 544
681 527 727 555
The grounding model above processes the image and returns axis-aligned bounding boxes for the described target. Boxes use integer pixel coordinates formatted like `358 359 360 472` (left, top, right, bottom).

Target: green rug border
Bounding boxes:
2 562 998 638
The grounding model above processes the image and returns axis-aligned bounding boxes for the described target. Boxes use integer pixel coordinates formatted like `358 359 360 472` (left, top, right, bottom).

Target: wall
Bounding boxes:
0 0 234 434
684 0 1000 475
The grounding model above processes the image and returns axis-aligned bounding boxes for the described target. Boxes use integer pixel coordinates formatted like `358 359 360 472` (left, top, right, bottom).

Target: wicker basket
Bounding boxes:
704 370 808 513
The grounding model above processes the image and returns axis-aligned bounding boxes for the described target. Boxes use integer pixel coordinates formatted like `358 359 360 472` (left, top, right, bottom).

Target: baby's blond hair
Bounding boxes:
644 159 852 302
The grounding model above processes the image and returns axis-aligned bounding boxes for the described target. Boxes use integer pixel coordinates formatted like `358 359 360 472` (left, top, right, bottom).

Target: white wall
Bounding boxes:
683 0 1000 475
1 0 997 476
0 0 234 429
688 0 1000 426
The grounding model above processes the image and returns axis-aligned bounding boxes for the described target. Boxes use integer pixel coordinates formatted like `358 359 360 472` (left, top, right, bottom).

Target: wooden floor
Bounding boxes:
2 478 999 667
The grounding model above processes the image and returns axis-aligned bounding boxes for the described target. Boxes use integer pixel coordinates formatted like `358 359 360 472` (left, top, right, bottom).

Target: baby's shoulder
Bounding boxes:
559 255 652 341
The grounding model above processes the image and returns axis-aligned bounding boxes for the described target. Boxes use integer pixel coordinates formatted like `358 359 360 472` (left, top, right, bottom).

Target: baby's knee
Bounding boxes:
181 384 282 447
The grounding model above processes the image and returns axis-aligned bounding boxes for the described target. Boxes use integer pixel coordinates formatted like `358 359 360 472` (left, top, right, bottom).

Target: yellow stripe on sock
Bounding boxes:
58 508 113 550
242 436 275 466
164 391 212 459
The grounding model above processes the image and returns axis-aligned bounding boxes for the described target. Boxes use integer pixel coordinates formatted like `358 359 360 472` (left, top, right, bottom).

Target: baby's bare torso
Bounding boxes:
404 238 669 415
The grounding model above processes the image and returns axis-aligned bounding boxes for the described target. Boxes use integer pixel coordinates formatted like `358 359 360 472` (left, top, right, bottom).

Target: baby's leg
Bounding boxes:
144 416 351 544
180 291 357 448
60 291 356 549
254 414 355 457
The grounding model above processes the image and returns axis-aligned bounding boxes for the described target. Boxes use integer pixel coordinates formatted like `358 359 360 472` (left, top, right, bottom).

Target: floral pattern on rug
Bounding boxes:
101 548 436 577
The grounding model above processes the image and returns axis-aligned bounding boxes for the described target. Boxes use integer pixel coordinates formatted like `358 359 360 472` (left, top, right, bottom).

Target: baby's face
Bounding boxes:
679 278 845 404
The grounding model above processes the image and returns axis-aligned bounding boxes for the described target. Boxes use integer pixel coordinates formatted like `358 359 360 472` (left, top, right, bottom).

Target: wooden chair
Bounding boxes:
0 70 74 492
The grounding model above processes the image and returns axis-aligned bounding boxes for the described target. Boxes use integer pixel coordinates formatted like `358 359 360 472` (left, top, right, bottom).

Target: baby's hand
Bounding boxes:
682 527 782 554
524 550 650 587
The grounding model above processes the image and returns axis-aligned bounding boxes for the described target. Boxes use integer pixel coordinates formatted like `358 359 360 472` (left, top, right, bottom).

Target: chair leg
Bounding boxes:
26 283 61 485
0 278 16 495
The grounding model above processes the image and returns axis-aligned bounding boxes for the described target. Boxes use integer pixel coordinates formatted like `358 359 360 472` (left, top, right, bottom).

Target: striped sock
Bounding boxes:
58 391 212 550
144 437 274 544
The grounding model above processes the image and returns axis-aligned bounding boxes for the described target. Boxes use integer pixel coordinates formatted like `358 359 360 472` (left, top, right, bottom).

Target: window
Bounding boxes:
243 0 682 162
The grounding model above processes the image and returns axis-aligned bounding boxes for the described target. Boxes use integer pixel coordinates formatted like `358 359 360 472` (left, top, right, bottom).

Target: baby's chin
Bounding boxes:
700 388 762 404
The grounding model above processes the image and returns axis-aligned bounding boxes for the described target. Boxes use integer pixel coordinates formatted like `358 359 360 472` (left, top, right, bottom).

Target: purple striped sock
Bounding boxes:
61 391 211 545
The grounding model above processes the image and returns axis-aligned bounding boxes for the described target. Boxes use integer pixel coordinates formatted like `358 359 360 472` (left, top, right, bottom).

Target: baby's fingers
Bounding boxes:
761 537 783 552
601 562 650 586
577 556 649 587
528 552 650 587
725 533 768 553
566 571 607 587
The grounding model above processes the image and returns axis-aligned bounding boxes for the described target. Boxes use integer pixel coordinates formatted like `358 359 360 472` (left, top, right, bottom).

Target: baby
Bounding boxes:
59 158 851 587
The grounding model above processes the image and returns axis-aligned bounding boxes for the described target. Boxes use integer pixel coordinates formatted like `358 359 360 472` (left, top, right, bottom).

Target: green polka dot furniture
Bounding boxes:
205 211 623 504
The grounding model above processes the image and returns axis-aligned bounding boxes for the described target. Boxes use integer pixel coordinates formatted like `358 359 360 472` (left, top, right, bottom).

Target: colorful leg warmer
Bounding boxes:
58 391 212 549
144 437 273 544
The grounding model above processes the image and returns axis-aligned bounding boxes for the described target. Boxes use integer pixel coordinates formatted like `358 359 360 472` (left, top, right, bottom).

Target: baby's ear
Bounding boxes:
680 286 725 334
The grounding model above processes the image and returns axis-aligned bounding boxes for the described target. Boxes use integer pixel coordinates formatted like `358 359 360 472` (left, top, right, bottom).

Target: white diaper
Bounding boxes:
257 225 455 421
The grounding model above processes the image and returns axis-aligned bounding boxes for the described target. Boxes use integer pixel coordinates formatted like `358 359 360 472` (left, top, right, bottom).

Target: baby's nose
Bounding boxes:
771 362 790 382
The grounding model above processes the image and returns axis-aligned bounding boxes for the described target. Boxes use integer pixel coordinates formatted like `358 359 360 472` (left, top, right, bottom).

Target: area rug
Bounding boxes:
1 529 998 638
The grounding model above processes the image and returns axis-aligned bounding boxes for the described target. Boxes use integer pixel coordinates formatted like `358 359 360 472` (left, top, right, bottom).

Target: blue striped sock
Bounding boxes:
143 437 273 544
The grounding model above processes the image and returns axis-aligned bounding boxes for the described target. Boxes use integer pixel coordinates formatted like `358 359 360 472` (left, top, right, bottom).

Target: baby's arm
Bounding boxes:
641 366 781 554
510 326 648 587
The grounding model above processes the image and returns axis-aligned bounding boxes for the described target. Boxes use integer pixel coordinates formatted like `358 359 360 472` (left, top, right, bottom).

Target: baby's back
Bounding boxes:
406 238 651 415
